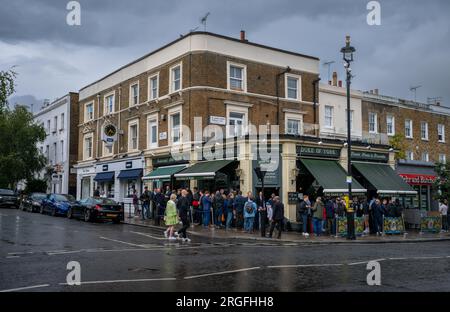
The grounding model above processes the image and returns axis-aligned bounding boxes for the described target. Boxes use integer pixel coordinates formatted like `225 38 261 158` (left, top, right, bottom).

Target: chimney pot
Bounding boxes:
240 30 246 42
338 80 343 88
332 72 338 86
328 80 332 85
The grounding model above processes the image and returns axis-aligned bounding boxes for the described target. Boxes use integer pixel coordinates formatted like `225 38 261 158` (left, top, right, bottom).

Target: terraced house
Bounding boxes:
361 91 450 211
75 31 326 219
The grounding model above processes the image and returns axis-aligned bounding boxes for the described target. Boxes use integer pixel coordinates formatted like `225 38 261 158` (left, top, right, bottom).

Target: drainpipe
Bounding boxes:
312 78 321 137
275 66 291 126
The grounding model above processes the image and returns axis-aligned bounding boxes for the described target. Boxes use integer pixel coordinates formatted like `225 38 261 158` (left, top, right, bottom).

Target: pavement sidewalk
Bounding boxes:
123 216 450 244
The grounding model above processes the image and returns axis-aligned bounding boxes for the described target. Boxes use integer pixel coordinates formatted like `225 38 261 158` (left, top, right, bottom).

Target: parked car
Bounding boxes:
20 192 47 212
41 194 81 216
74 197 124 223
0 189 19 209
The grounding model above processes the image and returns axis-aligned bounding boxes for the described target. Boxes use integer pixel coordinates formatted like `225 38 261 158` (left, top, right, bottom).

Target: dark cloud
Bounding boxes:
1 0 449 106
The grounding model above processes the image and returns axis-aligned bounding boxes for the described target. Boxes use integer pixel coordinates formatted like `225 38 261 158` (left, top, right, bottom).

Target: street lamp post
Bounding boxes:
341 35 356 240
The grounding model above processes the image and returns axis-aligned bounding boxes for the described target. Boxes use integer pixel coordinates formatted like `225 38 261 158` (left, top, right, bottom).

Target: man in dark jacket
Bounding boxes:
234 191 246 229
213 190 225 228
373 199 384 235
298 195 311 236
325 198 335 235
176 190 191 242
256 191 267 237
140 186 151 220
269 196 284 239
153 188 165 226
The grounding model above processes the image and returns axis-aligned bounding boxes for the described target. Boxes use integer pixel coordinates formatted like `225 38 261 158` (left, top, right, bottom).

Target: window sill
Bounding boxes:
438 141 446 144
406 136 413 139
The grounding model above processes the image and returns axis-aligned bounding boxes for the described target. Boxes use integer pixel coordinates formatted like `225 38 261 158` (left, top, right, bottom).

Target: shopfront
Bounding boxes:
76 165 95 200
396 160 438 211
296 145 366 199
93 157 144 204
350 151 417 199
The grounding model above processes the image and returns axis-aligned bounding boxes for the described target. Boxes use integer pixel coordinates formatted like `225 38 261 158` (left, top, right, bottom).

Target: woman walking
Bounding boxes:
164 194 178 240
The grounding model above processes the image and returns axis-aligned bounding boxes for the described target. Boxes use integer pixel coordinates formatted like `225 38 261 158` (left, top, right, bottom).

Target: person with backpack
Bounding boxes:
243 193 257 233
269 196 284 239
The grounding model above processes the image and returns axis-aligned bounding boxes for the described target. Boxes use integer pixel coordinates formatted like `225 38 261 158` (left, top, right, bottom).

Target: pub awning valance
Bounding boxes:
300 159 366 195
174 160 235 180
142 165 187 181
352 162 417 196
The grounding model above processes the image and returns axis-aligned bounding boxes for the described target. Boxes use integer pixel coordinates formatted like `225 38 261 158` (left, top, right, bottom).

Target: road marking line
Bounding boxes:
388 257 408 260
0 284 50 292
6 256 20 259
411 256 445 260
47 250 85 255
184 267 261 280
348 261 369 266
267 263 343 269
59 277 176 286
8 251 33 255
99 236 146 248
130 231 166 240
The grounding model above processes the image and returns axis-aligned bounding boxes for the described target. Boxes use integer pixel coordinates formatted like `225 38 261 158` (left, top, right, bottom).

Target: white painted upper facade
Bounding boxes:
79 32 320 100
34 95 71 194
319 82 363 140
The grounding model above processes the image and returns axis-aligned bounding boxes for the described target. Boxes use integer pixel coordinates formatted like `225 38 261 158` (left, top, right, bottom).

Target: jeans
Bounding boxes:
442 215 448 231
215 208 223 226
141 202 149 220
313 218 323 235
302 214 309 233
226 211 233 229
203 209 211 227
244 217 255 232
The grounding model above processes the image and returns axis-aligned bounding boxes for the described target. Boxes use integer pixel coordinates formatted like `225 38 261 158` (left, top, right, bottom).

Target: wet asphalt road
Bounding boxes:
0 208 449 292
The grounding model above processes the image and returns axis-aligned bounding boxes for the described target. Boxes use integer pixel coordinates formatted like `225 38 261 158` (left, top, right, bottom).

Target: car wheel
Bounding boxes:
113 218 121 224
67 208 73 219
40 205 44 214
51 207 57 217
84 209 91 222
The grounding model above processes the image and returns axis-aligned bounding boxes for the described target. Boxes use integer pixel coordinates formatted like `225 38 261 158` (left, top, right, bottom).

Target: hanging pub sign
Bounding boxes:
102 123 118 146
296 146 340 159
351 151 389 163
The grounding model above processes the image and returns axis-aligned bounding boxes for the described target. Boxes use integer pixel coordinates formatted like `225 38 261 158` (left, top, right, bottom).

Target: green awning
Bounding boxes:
142 165 187 181
352 162 417 196
174 160 235 180
300 159 366 195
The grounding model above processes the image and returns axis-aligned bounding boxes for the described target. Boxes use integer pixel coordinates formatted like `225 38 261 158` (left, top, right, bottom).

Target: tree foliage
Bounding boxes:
24 178 48 194
0 70 47 189
0 68 17 113
434 163 450 202
389 134 407 160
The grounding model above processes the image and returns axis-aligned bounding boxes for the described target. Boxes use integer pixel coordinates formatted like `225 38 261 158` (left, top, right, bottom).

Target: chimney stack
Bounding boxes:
369 90 373 94
332 72 338 87
374 89 379 95
240 30 246 42
338 80 343 88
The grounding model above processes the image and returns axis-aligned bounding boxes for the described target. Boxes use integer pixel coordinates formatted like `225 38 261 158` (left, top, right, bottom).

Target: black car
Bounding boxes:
73 197 123 223
41 194 81 216
0 189 19 209
20 192 47 212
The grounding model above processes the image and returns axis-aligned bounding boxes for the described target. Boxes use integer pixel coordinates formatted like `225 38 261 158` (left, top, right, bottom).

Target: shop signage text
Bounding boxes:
297 146 340 159
351 151 388 162
102 165 108 172
125 161 133 169
159 132 168 140
399 174 437 185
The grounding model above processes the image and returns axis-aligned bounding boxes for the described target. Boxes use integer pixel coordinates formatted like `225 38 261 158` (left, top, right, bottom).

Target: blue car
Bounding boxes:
41 194 81 217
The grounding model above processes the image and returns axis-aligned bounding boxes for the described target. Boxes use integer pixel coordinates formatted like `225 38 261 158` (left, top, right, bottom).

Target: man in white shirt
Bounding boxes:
439 199 448 232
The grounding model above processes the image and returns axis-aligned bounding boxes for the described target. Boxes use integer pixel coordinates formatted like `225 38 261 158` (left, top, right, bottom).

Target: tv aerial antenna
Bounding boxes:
409 85 422 102
323 60 335 82
200 12 210 31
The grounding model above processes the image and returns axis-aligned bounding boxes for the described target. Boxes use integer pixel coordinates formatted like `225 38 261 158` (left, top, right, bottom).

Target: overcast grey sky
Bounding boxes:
2 0 449 108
